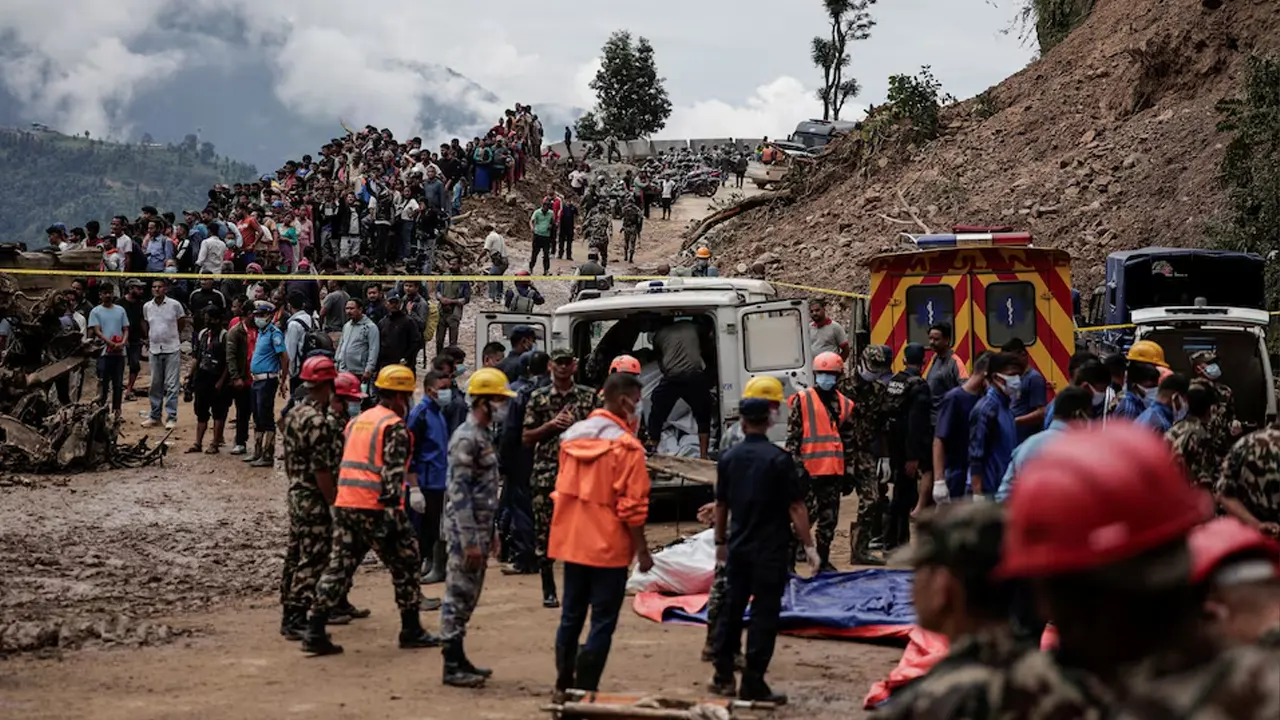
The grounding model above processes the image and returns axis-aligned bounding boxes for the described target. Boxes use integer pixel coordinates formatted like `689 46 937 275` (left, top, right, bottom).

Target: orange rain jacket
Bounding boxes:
549 409 651 568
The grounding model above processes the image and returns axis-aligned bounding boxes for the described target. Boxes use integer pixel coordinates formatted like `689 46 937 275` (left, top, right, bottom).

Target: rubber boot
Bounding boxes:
574 647 605 692
851 527 886 567
301 612 343 656
554 642 579 693
242 432 263 463
398 609 441 649
740 673 787 705
456 637 492 677
540 566 560 609
709 670 737 698
442 639 487 688
280 605 307 641
250 431 275 467
421 541 447 585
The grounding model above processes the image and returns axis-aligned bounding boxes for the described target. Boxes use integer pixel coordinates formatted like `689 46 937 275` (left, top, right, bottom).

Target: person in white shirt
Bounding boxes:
483 227 509 302
141 279 187 429
569 167 587 195
196 230 229 275
110 214 135 269
660 177 676 220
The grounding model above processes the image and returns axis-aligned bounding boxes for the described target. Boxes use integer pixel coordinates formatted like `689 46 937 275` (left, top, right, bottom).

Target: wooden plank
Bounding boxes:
24 356 89 386
645 455 716 486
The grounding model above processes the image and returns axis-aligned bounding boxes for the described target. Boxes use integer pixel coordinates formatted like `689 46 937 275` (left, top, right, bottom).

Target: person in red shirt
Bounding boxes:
236 207 264 267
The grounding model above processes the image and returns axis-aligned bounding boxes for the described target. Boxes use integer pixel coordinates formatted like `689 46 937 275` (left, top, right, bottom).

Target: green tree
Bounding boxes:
575 31 672 140
812 0 876 121
1014 0 1096 55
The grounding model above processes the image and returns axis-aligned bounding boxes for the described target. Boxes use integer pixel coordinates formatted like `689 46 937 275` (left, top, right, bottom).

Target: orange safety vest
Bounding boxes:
336 405 403 510
793 387 854 477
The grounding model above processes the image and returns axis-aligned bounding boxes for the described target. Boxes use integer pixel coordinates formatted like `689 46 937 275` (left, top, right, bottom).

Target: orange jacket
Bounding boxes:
549 409 651 568
336 405 402 510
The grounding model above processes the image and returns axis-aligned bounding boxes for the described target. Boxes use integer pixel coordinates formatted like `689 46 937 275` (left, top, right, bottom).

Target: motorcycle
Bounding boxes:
683 169 720 198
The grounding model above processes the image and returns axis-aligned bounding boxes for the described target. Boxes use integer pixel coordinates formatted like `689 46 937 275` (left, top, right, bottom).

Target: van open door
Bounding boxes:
475 311 551 361
734 299 813 441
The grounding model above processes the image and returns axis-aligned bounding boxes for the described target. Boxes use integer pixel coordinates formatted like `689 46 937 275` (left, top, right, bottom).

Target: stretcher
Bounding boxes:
543 690 776 719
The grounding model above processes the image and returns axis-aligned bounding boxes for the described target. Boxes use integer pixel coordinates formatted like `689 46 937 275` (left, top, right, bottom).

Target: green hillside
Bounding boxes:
0 128 257 247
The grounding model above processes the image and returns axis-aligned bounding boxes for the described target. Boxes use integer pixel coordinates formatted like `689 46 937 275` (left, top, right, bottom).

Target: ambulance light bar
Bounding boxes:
912 232 1033 248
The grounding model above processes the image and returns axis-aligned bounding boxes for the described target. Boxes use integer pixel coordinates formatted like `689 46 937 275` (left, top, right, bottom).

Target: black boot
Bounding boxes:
442 639 487 688
739 673 787 705
301 612 343 656
456 637 492 678
540 566 560 609
554 642 579 692
709 671 737 697
421 541 447 585
280 606 307 641
851 527 886 567
398 609 441 649
573 647 605 692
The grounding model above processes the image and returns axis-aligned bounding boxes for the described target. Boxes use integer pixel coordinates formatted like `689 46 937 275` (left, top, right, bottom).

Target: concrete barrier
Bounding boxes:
734 138 764 152
689 138 734 151
625 139 651 158
651 139 689 155
547 137 763 161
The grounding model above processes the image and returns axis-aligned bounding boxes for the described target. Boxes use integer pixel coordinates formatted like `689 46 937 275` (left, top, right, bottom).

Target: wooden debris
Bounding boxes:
645 455 716 486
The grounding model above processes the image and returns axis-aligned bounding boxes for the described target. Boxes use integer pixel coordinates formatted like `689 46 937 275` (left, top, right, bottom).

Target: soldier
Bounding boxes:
871 502 1025 719
839 344 893 561
1190 350 1241 455
1218 424 1280 537
1166 382 1218 491
992 424 1280 718
440 368 516 688
1189 517 1280 648
621 196 642 263
522 348 602 607
586 207 612 267
882 343 931 551
279 356 342 640
787 352 858 570
301 364 440 655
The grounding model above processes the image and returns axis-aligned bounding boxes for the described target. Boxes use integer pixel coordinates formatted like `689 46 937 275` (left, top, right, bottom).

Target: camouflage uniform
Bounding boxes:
1166 417 1217 491
839 349 893 548
279 398 341 611
703 421 748 657
524 383 602 569
785 388 857 566
311 422 423 615
440 417 501 641
1113 640 1280 719
621 200 642 263
584 208 612 266
1189 353 1239 457
1217 426 1280 526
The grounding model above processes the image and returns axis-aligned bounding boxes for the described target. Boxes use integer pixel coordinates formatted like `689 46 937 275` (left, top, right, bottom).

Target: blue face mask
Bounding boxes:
437 388 453 406
454 364 468 376
815 374 838 391
347 401 361 417
1203 363 1222 381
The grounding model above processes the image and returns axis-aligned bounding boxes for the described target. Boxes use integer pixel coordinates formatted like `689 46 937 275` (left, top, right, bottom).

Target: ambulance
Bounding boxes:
863 230 1075 393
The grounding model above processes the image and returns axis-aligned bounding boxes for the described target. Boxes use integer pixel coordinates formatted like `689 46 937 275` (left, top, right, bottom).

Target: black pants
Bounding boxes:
497 470 536 568
715 556 786 678
647 371 712 441
530 234 553 274
232 383 252 445
557 563 628 662
641 193 651 219
252 377 278 432
97 355 125 412
558 228 574 260
193 379 231 422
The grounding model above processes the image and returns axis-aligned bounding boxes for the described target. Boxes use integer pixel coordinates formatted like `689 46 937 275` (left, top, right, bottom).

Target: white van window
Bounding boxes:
743 308 804 372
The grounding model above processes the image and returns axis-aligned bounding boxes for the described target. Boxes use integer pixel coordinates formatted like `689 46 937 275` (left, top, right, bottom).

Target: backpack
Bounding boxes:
290 316 333 358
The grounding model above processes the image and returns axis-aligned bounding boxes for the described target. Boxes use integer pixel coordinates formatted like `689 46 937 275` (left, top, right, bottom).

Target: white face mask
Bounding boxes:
437 388 453 406
997 373 1021 399
490 401 510 425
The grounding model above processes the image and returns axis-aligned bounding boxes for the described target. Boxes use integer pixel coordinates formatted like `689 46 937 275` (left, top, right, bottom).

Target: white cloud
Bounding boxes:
663 76 824 140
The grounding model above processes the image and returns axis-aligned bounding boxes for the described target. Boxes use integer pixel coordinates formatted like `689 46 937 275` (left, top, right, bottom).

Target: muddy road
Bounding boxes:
0 187 904 719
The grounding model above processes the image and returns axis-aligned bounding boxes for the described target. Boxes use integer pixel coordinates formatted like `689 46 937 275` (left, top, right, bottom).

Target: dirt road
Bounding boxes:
0 184 903 719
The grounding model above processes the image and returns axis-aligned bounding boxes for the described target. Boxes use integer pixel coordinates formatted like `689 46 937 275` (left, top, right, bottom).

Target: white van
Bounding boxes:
477 277 817 488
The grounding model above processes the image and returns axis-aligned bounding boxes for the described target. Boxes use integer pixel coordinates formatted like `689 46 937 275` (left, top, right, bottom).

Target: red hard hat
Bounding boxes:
515 269 531 277
813 352 844 374
996 423 1211 579
1189 517 1280 585
334 371 366 399
609 354 642 375
299 355 338 383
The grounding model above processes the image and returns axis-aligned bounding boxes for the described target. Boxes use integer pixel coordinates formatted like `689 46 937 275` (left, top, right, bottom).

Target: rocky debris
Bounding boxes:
706 0 1280 295
0 615 196 655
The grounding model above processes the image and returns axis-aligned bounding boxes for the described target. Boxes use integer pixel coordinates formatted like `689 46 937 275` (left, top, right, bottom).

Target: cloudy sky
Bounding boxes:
0 0 1035 149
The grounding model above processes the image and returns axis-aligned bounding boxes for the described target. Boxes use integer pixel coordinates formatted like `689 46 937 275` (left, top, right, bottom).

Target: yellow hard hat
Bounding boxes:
374 364 416 393
1126 340 1169 368
466 367 517 398
696 246 712 259
742 375 785 403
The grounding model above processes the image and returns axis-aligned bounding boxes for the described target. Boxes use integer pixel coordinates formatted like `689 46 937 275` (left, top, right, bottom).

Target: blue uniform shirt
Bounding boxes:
968 386 1017 496
1112 387 1148 420
935 386 984 498
407 396 449 491
249 323 287 374
1136 401 1176 434
1010 368 1047 444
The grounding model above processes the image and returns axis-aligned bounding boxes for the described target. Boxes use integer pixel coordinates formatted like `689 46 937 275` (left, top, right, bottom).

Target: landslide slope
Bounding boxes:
711 0 1280 295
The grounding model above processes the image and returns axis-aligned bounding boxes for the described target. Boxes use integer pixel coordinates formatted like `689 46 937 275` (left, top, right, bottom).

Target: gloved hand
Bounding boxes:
408 486 426 514
715 543 728 569
804 545 821 574
875 457 892 484
932 479 950 505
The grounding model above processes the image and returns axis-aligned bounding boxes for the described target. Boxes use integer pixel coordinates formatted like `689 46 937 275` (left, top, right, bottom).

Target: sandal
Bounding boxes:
204 445 220 455
184 444 203 454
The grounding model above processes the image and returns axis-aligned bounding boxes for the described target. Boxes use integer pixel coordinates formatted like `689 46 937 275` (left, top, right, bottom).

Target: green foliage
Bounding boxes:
1016 0 1095 55
973 88 999 121
883 66 953 142
1213 55 1280 309
575 31 672 140
0 129 256 247
812 0 876 121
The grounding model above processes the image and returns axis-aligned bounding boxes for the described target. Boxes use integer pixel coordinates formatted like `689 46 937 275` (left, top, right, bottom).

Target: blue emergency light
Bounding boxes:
912 232 1033 248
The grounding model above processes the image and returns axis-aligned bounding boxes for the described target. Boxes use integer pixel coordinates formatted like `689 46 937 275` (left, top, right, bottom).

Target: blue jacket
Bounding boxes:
407 396 449 491
997 420 1069 503
1112 387 1148 421
1136 401 1176 435
968 387 1017 496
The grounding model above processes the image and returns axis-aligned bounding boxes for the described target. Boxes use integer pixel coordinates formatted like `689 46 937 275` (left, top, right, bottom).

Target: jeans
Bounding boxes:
398 220 415 261
97 354 125 412
252 377 279 432
488 265 505 302
556 563 628 662
148 351 181 422
715 556 787 678
340 235 361 260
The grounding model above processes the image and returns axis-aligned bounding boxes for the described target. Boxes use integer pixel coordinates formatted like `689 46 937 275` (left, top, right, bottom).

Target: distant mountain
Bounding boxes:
0 128 256 247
